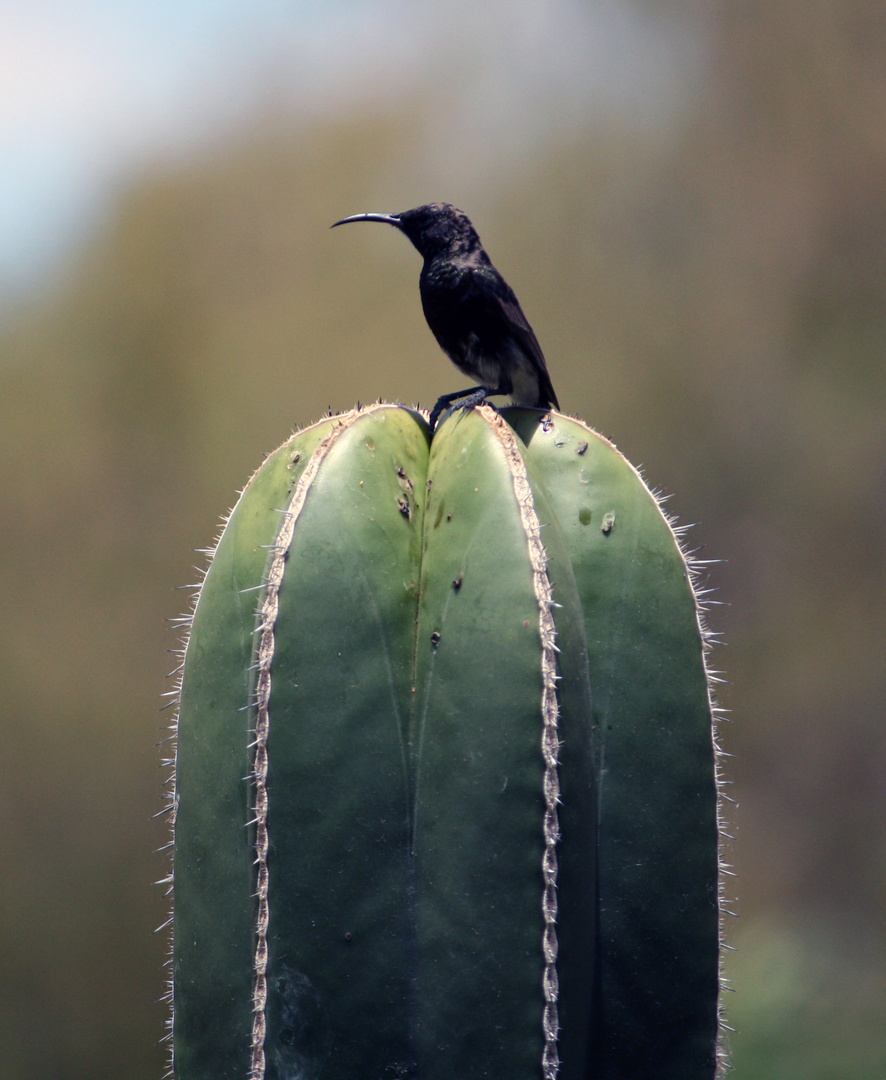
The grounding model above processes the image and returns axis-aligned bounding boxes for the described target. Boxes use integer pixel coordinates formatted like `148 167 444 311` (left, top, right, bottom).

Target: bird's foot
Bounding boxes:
429 386 505 432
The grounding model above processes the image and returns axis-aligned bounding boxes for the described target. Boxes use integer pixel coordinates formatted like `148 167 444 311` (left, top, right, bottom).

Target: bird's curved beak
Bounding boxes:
331 212 402 229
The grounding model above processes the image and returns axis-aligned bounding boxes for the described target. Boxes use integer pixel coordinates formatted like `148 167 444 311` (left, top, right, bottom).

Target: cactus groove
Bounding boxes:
164 403 723 1080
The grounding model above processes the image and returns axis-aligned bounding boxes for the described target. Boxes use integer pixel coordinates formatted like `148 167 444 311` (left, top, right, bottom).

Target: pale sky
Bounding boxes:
0 0 701 297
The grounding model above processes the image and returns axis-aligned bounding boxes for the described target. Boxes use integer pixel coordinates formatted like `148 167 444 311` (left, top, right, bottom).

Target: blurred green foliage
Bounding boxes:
1 3 884 1078
727 922 886 1079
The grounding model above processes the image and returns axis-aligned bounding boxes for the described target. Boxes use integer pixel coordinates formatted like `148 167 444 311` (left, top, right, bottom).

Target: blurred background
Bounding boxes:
1 1 884 1077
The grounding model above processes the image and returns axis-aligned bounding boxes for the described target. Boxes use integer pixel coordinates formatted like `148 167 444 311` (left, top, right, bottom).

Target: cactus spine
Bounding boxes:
165 403 722 1080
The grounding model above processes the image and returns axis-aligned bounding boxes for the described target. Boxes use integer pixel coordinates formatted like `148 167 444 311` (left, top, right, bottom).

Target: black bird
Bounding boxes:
331 202 558 431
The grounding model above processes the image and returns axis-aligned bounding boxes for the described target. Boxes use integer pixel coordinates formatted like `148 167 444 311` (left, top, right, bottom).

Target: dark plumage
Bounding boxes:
332 202 558 430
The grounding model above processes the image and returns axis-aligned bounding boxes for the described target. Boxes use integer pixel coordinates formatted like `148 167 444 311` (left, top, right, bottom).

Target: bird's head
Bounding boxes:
332 203 480 261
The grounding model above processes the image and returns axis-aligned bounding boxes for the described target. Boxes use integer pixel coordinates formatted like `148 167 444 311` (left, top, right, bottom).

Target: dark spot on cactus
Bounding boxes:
541 416 554 432
291 452 301 464
426 478 433 491
396 465 414 491
446 512 452 522
268 963 329 1077
523 619 531 629
430 631 441 648
579 508 592 526
576 441 588 456
601 511 616 534
383 1062 418 1079
344 930 353 942
452 575 463 591
397 496 411 518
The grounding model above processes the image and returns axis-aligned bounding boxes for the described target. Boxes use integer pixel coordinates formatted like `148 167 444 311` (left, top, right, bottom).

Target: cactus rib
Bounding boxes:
248 416 356 1079
484 408 563 1077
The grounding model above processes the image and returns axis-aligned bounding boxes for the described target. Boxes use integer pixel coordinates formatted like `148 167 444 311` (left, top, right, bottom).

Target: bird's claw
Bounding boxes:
429 387 506 432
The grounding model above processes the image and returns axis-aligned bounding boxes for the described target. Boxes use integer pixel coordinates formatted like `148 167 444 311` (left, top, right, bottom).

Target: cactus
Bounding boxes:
163 402 723 1080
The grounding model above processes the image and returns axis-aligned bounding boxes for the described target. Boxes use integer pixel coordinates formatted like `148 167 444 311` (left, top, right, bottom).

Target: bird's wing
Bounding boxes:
460 266 559 409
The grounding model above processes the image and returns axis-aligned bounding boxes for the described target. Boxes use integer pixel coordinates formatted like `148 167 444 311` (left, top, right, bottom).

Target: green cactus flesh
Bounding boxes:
170 403 720 1080
510 411 721 1076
